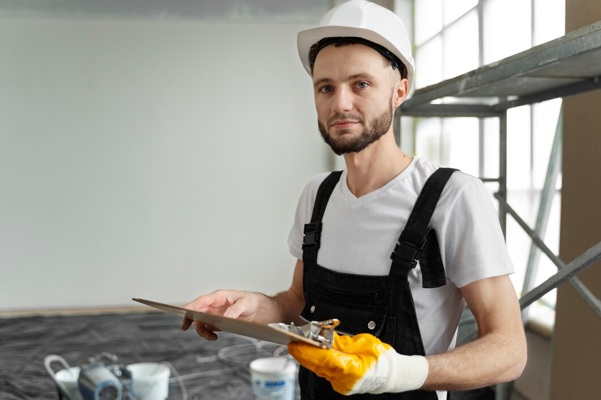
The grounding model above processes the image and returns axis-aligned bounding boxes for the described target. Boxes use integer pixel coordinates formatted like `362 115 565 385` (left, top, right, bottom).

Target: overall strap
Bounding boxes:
390 168 457 287
302 171 343 265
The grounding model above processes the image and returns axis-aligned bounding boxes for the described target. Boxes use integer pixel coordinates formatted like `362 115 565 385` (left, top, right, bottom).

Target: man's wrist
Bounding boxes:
375 352 429 394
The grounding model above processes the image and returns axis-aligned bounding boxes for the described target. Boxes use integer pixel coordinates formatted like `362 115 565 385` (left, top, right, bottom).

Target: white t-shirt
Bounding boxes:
288 157 514 357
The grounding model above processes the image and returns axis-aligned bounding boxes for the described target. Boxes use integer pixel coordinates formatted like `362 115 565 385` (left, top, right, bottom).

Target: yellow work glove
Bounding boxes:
288 332 429 396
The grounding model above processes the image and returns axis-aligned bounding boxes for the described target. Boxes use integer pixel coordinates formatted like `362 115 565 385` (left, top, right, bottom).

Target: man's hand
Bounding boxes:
181 260 306 342
181 289 263 340
288 332 429 395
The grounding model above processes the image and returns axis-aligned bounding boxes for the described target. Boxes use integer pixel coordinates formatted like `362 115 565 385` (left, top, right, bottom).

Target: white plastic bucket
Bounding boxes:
249 356 297 400
44 355 83 400
126 363 170 400
53 366 84 400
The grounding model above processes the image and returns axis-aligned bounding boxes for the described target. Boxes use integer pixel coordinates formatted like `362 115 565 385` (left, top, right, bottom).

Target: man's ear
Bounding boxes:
393 78 409 108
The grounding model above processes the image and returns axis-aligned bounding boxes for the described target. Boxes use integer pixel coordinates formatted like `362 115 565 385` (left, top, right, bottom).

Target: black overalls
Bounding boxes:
299 168 456 400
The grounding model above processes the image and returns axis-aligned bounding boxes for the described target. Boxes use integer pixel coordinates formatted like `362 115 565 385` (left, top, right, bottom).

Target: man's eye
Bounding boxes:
356 81 369 89
319 85 333 93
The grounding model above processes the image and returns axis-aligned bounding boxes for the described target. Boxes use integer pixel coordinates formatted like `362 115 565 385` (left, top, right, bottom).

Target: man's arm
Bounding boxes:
422 274 527 391
181 259 305 340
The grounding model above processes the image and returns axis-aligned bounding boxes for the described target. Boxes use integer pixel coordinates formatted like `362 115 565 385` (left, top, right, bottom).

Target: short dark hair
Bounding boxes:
308 37 408 79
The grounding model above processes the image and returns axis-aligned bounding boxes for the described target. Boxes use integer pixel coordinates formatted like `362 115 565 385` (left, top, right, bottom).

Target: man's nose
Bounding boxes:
331 87 353 112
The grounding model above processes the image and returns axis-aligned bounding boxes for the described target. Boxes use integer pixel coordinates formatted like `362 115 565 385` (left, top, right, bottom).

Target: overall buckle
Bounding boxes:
302 222 323 250
390 241 421 275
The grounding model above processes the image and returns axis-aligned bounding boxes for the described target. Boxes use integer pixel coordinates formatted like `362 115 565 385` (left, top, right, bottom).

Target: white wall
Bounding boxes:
0 16 330 311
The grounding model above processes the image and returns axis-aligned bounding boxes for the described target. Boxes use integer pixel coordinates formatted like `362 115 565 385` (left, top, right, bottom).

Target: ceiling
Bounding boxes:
0 0 333 23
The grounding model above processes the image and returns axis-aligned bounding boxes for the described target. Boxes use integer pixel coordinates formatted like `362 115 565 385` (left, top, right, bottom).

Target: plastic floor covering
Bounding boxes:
0 311 295 400
0 312 495 399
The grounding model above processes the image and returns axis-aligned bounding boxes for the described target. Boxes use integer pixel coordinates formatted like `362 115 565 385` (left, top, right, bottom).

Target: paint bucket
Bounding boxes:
249 356 297 400
44 355 84 400
53 367 84 400
126 363 170 400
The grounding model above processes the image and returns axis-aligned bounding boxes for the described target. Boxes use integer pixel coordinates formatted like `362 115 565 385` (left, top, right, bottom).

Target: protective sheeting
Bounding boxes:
0 312 297 399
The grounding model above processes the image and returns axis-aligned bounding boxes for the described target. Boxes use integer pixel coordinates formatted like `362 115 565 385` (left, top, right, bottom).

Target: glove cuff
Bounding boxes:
373 351 429 394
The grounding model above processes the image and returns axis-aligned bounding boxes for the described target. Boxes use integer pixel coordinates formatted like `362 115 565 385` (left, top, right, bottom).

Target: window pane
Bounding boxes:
415 118 443 162
506 216 532 289
507 106 532 191
534 0 565 45
443 118 479 174
532 99 562 189
483 0 532 64
483 117 500 178
443 0 478 25
443 10 479 79
415 0 443 45
415 36 443 89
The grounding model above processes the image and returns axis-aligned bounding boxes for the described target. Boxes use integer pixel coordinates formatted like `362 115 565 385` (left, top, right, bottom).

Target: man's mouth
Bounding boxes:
330 120 360 129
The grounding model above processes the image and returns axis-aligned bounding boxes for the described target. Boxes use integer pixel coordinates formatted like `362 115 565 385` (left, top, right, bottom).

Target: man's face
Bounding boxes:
312 43 406 155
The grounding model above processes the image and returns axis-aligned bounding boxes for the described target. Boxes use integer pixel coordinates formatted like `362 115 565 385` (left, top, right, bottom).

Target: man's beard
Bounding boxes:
318 101 394 156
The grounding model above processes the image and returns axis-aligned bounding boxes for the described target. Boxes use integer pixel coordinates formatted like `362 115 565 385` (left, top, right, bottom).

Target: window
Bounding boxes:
409 0 565 311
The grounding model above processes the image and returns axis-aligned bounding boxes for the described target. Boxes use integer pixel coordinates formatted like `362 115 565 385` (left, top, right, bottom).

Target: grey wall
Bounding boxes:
0 16 330 311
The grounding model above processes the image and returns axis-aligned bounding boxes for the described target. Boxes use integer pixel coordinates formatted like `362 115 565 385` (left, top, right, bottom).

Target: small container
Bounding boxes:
44 355 84 400
126 362 170 400
250 356 297 400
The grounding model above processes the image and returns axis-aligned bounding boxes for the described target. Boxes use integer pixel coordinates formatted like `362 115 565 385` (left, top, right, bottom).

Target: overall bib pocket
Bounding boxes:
301 280 395 342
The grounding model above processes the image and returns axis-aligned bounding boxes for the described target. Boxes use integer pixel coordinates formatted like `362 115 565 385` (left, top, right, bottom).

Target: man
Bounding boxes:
182 1 527 399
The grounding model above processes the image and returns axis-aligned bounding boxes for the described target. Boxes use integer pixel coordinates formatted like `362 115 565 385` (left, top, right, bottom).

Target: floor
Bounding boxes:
0 311 285 399
0 311 507 399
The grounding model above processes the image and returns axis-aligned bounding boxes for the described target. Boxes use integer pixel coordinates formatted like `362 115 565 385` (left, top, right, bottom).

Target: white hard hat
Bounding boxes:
297 0 415 91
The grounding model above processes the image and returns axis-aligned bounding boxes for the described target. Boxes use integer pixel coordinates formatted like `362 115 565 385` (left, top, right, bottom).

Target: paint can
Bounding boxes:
250 356 297 400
